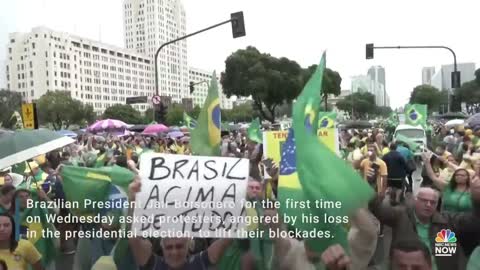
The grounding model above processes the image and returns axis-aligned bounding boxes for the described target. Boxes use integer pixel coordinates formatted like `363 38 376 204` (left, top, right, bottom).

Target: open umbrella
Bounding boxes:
128 124 148 132
88 119 127 134
0 129 75 169
466 113 480 128
56 129 78 138
445 119 464 128
168 130 184 138
142 124 169 135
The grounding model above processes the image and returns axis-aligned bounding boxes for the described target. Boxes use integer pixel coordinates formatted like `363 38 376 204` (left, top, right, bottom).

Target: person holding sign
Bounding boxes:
127 177 233 270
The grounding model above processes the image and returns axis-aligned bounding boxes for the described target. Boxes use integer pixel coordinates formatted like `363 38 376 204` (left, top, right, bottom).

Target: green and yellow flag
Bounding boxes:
247 118 263 144
405 104 427 127
191 72 221 156
288 52 374 253
60 165 135 215
395 134 422 152
183 112 197 130
21 193 57 267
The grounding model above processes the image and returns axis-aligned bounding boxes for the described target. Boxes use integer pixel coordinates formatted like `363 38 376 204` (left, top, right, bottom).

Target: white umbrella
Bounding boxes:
0 129 75 169
445 119 464 128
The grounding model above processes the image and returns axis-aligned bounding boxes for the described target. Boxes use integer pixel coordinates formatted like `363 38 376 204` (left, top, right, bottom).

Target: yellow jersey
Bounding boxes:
0 239 42 270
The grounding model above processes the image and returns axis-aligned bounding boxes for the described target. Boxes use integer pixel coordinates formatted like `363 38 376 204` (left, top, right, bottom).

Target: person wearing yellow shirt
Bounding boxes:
0 213 43 270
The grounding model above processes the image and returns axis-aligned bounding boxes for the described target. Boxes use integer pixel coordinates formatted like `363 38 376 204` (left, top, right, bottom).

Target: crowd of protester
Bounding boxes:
0 124 480 270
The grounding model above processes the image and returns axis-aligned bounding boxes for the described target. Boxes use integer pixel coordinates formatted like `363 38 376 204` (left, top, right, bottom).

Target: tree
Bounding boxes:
336 92 376 119
222 103 257 123
221 46 304 123
190 106 201 120
0 90 22 129
455 80 480 113
409 85 442 112
165 104 184 126
37 91 94 130
304 66 342 109
102 104 142 124
143 108 154 124
475 68 480 85
374 106 393 118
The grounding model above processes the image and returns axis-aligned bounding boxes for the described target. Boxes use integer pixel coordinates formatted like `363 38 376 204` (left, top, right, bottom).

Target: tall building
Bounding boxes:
123 0 188 103
188 67 233 109
5 27 154 114
351 75 387 107
422 66 435 85
431 63 476 91
367 65 386 106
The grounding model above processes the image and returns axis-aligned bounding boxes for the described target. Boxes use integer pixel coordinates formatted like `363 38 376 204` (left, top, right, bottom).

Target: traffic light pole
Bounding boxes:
369 45 458 113
154 19 232 95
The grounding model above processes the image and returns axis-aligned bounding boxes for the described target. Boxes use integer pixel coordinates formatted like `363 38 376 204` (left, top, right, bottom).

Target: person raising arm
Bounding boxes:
127 177 232 270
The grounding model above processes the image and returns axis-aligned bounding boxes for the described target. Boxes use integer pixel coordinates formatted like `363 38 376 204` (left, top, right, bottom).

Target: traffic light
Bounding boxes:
230 12 246 38
189 81 195 94
154 102 168 123
366 43 374 59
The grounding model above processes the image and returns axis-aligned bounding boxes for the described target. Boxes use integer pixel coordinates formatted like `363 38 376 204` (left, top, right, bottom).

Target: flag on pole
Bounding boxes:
395 134 422 152
405 104 427 127
60 165 135 215
290 52 374 253
20 193 57 267
190 72 221 156
247 118 263 144
183 112 197 130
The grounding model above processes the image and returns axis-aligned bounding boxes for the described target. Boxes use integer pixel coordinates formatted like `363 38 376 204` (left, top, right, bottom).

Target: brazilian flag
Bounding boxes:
191 72 221 156
19 193 57 267
405 104 427 127
288 52 374 253
183 112 197 130
247 118 263 144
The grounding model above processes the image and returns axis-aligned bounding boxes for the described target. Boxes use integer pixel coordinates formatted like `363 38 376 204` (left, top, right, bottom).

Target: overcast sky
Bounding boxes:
1 0 479 108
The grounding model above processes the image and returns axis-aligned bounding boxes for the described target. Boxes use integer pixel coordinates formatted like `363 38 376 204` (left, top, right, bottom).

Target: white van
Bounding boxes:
393 124 427 151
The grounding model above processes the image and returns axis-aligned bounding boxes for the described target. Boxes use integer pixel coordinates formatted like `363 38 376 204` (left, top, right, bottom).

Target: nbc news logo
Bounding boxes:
434 229 457 257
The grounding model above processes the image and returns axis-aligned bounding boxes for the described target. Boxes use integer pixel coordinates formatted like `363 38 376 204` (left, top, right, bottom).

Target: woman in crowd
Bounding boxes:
423 153 472 213
0 213 43 270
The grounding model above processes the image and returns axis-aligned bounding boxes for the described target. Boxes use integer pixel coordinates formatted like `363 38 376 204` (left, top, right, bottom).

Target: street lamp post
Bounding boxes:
154 12 245 96
366 44 460 112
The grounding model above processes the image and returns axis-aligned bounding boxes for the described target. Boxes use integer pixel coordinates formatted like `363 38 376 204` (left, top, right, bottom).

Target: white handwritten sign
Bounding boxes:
133 153 249 238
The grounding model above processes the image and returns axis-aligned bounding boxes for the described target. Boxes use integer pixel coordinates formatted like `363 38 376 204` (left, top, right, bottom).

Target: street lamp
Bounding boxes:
154 12 246 96
366 43 460 112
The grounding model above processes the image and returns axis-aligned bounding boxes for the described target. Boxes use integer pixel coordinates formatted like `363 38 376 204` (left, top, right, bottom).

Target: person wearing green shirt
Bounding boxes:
423 155 473 214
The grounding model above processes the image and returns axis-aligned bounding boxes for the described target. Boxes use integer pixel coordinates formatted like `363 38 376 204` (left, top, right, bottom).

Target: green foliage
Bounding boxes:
190 106 201 119
304 66 342 109
221 46 304 123
336 92 376 119
374 106 393 118
222 103 258 123
102 104 142 124
37 91 94 130
456 80 480 104
143 108 154 124
165 104 184 126
409 85 441 112
0 89 22 129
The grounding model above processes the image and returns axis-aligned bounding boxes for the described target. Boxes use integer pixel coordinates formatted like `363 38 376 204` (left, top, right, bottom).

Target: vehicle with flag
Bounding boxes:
394 124 426 154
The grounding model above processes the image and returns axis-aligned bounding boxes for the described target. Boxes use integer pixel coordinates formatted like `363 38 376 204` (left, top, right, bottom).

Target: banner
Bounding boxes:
133 152 249 238
317 112 339 155
263 122 339 178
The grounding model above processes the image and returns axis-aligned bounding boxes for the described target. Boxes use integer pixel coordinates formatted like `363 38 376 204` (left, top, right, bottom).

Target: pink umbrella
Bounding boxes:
142 124 169 135
88 119 127 134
